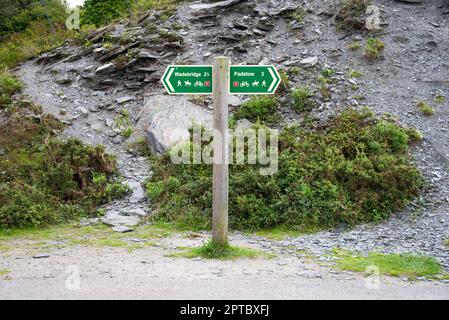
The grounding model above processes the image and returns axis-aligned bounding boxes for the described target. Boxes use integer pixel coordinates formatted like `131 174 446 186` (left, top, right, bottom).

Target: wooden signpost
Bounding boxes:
162 58 281 245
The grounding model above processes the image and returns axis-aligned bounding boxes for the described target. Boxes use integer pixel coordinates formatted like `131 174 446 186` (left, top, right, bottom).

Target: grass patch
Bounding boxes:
0 68 23 97
364 37 385 60
172 241 268 260
253 226 317 241
0 269 10 276
417 101 435 116
0 222 181 251
147 108 423 231
334 250 442 278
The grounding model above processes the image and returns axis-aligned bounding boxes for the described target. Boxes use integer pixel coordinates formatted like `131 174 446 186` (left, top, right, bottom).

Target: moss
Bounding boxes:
334 250 442 279
364 37 385 60
147 108 423 231
416 101 435 116
0 223 180 251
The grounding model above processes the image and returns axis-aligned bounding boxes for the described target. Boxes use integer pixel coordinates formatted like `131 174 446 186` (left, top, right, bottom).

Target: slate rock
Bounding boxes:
136 95 213 154
112 226 134 233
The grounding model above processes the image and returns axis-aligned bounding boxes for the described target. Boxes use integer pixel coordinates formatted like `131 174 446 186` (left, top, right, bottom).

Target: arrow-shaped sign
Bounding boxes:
161 65 213 95
229 65 281 95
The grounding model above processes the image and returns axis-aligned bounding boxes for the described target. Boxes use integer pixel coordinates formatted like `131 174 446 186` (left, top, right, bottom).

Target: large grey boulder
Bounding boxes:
101 210 141 227
135 95 213 154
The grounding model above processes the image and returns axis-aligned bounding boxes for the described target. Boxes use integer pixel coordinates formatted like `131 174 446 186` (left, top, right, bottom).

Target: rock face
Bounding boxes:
189 0 244 12
137 95 213 154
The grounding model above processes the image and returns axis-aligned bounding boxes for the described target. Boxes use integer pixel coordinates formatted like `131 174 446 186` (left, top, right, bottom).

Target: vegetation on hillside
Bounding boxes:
0 0 67 37
81 0 132 27
146 108 423 231
0 68 130 229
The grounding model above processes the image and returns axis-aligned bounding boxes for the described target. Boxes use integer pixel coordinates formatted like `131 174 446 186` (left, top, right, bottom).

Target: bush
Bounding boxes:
146 108 423 231
291 86 314 112
233 96 280 125
0 182 84 228
0 68 23 97
81 0 132 27
0 20 72 67
0 0 67 37
0 95 129 229
364 37 385 60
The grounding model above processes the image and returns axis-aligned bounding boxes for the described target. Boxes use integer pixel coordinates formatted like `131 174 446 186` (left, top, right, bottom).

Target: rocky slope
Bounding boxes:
14 0 449 269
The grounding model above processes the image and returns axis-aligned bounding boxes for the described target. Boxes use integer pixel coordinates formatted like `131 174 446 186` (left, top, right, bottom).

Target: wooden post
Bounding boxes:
212 56 230 245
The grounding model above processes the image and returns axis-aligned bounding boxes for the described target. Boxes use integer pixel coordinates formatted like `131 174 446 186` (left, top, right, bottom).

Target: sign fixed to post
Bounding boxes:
161 60 281 246
229 65 281 95
161 65 213 95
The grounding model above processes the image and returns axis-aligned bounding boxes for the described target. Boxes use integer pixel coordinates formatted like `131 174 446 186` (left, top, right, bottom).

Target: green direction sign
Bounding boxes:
229 65 281 95
162 65 213 95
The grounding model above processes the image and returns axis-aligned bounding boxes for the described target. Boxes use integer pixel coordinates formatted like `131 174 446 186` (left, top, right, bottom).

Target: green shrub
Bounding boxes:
0 96 129 229
291 86 314 111
0 20 72 67
0 182 84 228
81 0 131 27
0 68 23 96
146 108 423 231
364 37 385 60
233 96 280 125
0 0 67 37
